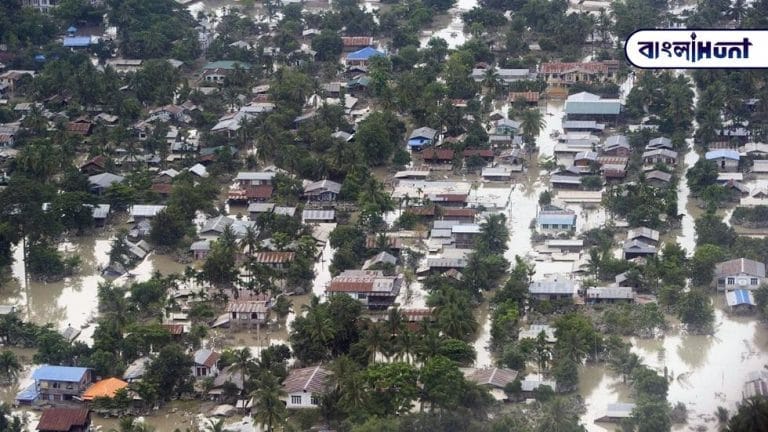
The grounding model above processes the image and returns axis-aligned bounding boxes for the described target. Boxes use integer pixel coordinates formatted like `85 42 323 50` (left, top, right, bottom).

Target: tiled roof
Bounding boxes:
82 378 128 401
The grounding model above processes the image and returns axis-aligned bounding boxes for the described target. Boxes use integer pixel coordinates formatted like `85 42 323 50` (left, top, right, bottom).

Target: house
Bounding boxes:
645 170 673 188
642 149 678 167
0 304 18 315
201 60 252 83
627 227 660 245
714 258 766 291
422 148 454 164
595 403 636 423
408 126 439 151
706 149 740 172
740 142 768 159
188 163 208 178
441 207 477 224
623 240 657 260
465 367 519 401
602 135 631 157
573 151 599 169
493 118 520 135
88 172 124 195
200 215 257 239
37 408 91 432
105 58 143 74
155 168 180 183
227 294 272 327
508 91 540 104
481 167 514 182
585 287 634 304
564 92 622 122
518 324 557 342
726 289 757 312
79 155 107 175
252 251 296 270
190 240 212 260
550 167 583 189
562 120 605 134
193 349 220 378
470 68 535 84
362 251 397 270
345 47 385 67
302 209 336 223
248 203 276 221
540 60 620 84
452 224 482 249
122 357 151 383
520 377 557 396
341 36 374 51
228 185 274 203
32 365 92 402
82 377 128 401
149 104 187 123
752 160 768 178
598 156 629 180
646 137 673 150
129 205 166 222
464 149 495 162
282 365 331 409
303 179 341 201
326 270 402 309
544 239 584 253
66 119 93 136
743 371 768 398
528 278 576 301
235 169 277 183
536 210 577 233
394 169 431 180
63 36 94 49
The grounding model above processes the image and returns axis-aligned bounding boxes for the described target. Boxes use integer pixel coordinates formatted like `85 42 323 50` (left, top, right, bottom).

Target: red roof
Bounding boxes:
365 235 402 249
509 91 540 102
162 324 185 335
435 193 467 203
66 121 92 135
151 183 173 195
228 185 274 201
79 155 106 170
406 206 436 216
422 148 454 161
441 207 477 217
37 408 89 432
463 148 494 158
341 36 374 47
253 251 295 264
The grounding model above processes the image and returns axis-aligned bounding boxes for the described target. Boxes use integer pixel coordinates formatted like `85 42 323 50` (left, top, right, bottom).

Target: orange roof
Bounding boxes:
82 377 128 401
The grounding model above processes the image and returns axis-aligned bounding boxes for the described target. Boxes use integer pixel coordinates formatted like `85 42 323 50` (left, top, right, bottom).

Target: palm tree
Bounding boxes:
394 329 417 363
520 108 546 151
386 306 404 337
481 68 502 99
231 347 254 392
329 356 366 413
360 322 388 363
0 350 22 383
479 213 509 255
202 418 226 432
111 417 156 432
726 396 768 432
251 372 287 432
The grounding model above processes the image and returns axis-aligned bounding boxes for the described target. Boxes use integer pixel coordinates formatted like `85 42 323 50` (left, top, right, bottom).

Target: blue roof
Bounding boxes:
67 26 77 33
537 213 576 225
63 36 92 47
33 365 89 382
15 383 38 402
733 289 753 305
346 47 385 61
705 149 740 161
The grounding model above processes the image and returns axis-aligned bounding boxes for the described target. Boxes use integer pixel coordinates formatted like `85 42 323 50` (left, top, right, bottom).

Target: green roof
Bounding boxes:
202 60 252 70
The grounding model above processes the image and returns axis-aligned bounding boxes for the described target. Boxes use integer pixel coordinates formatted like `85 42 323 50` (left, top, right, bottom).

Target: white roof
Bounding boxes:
586 286 634 299
451 224 481 234
189 163 208 177
302 209 335 221
236 171 276 181
130 205 166 218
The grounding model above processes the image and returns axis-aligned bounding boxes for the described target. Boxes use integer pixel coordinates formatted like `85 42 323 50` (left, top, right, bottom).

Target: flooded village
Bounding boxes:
2 0 768 431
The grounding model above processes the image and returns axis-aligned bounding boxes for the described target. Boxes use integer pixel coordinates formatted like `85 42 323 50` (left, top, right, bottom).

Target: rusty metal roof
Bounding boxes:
37 408 89 431
254 251 296 264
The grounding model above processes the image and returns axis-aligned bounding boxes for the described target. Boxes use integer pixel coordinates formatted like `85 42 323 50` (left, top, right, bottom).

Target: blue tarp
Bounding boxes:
733 289 752 305
63 36 92 47
32 365 89 382
15 383 38 402
346 47 385 61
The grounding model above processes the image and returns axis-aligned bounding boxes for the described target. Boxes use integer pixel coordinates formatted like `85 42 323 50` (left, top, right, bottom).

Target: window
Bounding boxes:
51 382 60 389
727 277 735 285
752 278 759 285
358 293 367 299
291 395 302 405
66 383 73 390
542 224 549 229
717 278 725 285
311 396 319 405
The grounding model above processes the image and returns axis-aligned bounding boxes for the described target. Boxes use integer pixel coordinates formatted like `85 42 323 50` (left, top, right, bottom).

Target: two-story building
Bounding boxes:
326 270 402 310
192 349 221 378
303 179 341 202
32 365 92 402
226 294 272 328
714 258 766 291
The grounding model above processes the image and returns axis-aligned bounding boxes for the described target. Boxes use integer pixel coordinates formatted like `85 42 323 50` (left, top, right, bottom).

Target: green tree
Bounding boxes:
363 362 419 416
149 207 188 247
0 350 22 383
520 108 546 149
144 344 193 401
676 289 715 334
419 355 466 412
726 396 768 432
251 372 287 432
688 244 725 287
312 30 343 62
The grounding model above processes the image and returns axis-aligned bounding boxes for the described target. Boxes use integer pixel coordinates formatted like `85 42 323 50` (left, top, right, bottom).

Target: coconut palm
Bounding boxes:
520 108 546 150
394 329 417 363
329 355 366 413
231 347 254 392
726 396 768 432
0 350 22 383
251 372 287 432
479 213 509 255
359 322 388 363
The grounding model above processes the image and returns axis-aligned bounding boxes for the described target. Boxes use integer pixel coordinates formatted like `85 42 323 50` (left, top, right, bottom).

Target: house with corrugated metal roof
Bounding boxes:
586 286 634 304
726 289 756 312
281 365 331 408
528 277 576 301
706 149 740 172
32 365 92 402
326 270 402 309
623 239 657 260
37 407 91 432
303 179 341 201
226 294 272 327
251 251 296 270
536 209 577 233
564 92 622 122
192 349 220 378
715 258 766 291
